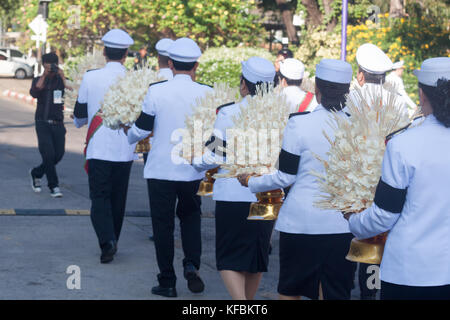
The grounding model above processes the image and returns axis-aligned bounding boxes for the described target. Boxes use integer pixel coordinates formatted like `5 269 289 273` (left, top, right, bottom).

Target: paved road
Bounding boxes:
0 91 363 300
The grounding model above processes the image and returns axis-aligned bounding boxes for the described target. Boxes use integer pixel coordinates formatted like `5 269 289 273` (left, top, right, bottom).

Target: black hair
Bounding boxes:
240 75 268 96
104 47 128 61
158 54 170 66
315 77 350 112
171 59 196 71
419 78 450 127
42 52 58 64
359 67 386 84
277 48 293 59
280 74 302 87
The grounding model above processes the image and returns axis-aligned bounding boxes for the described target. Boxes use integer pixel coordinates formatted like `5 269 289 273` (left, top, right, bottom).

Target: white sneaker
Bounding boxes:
30 169 41 193
50 187 63 198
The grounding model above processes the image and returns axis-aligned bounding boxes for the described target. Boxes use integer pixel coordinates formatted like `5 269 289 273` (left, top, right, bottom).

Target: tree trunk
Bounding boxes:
389 0 405 18
300 0 323 29
322 0 337 31
275 0 299 45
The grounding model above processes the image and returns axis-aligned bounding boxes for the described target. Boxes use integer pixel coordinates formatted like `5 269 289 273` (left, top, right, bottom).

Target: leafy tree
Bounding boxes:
16 0 262 57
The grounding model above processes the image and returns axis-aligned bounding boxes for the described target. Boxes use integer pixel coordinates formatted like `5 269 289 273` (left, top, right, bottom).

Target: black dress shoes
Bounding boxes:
151 285 177 298
184 263 204 293
100 240 117 264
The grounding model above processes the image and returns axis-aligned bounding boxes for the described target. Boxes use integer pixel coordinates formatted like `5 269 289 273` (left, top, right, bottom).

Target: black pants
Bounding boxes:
359 263 379 298
88 159 133 247
32 121 66 189
147 179 202 288
381 281 450 300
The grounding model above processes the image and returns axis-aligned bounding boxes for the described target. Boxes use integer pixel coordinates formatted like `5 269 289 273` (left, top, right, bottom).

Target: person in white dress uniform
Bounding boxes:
125 38 213 298
344 57 450 300
72 29 137 264
386 60 418 116
350 43 402 299
238 59 357 300
279 58 318 113
192 56 276 300
144 39 175 242
155 38 174 81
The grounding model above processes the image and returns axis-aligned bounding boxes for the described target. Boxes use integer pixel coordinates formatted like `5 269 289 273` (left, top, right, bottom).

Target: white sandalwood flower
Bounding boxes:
214 85 291 179
64 52 105 110
182 82 239 161
101 67 161 129
311 85 418 213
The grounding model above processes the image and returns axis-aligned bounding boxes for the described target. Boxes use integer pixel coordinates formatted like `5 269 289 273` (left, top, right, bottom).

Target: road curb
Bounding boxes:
2 89 36 105
0 209 150 217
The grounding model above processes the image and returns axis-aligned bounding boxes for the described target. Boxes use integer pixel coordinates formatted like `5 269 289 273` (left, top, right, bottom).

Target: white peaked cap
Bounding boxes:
167 38 202 63
392 60 405 69
102 29 134 49
155 38 174 57
413 57 450 87
280 58 305 80
241 56 276 84
315 59 353 84
356 43 393 74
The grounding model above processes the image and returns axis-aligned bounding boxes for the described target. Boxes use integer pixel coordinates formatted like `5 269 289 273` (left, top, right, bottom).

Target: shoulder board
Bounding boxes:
216 102 234 114
345 112 351 117
196 82 213 88
86 68 99 73
149 80 168 88
289 111 310 119
385 122 412 143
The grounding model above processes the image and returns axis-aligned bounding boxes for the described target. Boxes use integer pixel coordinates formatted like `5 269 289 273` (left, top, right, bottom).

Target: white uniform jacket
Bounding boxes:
248 105 351 234
193 97 258 202
73 62 137 162
386 72 417 116
283 86 318 113
127 74 213 181
157 68 173 81
349 114 450 287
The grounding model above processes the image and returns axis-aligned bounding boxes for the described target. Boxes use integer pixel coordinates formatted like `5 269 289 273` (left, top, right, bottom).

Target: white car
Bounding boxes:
0 51 34 79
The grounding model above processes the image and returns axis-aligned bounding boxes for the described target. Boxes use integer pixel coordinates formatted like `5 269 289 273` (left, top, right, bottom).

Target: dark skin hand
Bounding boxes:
343 212 355 221
237 173 251 187
119 124 131 135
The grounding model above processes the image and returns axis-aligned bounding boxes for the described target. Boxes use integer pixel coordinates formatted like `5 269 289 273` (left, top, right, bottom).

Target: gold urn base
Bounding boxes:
345 233 387 264
197 180 214 197
196 168 218 197
135 136 151 154
247 189 284 221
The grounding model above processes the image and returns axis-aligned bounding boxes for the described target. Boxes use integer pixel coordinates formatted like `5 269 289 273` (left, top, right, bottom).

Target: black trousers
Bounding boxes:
88 159 133 247
147 179 202 288
359 263 379 298
381 281 450 300
32 121 66 189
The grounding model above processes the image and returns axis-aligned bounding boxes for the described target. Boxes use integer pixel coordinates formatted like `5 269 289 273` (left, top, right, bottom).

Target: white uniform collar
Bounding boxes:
313 104 326 112
173 73 193 81
105 61 126 70
283 85 304 94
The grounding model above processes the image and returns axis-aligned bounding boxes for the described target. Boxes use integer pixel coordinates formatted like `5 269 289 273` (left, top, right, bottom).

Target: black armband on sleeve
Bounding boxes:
374 179 407 213
277 149 300 175
135 112 155 131
205 135 227 158
74 101 88 118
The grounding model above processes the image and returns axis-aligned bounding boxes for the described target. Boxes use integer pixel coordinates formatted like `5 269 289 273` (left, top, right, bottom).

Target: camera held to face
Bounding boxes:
50 63 59 73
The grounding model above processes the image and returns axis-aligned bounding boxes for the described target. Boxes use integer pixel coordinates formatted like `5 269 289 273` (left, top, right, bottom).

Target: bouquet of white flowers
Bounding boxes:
101 67 161 130
311 84 416 213
214 85 291 178
182 82 239 161
64 52 105 110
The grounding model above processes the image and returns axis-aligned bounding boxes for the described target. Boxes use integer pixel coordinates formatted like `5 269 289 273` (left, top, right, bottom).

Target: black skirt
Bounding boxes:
278 232 356 300
215 201 274 273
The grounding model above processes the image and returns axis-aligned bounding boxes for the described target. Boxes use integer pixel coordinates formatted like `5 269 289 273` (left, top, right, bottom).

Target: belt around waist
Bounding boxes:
36 119 64 125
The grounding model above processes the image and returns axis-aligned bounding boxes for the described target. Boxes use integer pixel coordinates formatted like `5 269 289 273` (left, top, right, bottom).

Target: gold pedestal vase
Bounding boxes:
197 168 218 197
247 189 285 221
